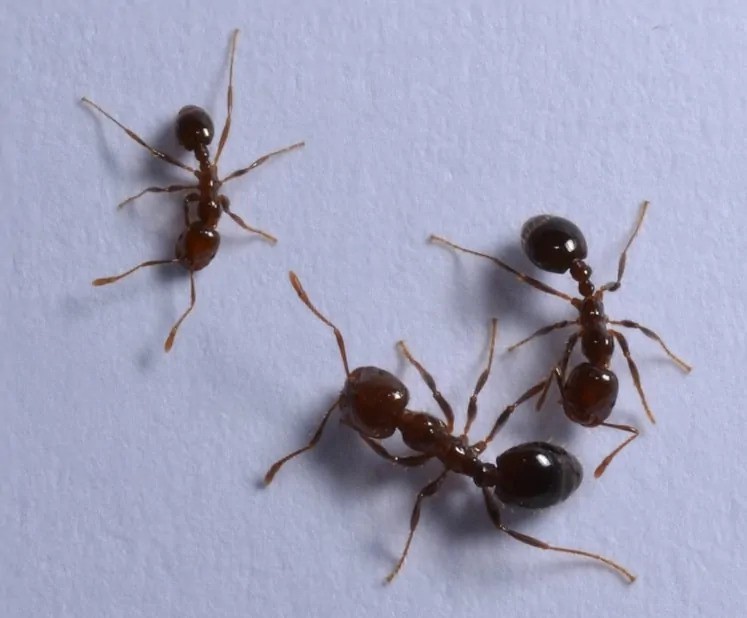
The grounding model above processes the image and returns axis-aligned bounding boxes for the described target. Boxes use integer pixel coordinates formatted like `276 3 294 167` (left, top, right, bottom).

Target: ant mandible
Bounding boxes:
430 202 692 477
82 30 304 351
264 271 635 584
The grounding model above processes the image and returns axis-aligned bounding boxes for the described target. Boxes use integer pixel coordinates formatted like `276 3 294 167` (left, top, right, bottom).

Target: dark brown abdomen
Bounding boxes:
176 226 220 271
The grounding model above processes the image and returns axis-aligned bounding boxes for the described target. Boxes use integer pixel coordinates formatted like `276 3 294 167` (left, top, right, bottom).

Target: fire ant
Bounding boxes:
264 271 635 584
430 202 692 477
82 30 304 351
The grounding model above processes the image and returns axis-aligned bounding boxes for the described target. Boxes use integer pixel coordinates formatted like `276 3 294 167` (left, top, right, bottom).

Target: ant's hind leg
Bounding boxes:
608 319 691 373
214 29 239 165
385 470 449 584
163 270 197 352
264 397 341 485
117 184 197 210
219 197 277 244
360 437 433 467
481 488 636 583
594 422 639 478
396 340 455 432
428 234 574 303
80 97 196 173
610 330 656 424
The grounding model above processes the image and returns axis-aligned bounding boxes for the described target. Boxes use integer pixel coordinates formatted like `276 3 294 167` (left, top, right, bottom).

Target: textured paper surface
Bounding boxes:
2 1 746 616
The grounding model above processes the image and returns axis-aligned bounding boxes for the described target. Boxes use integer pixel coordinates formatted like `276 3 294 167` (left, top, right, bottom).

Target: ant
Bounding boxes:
82 30 304 351
430 201 692 477
264 271 635 584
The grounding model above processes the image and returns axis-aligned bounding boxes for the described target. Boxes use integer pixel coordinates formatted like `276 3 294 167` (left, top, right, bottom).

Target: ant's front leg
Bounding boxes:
117 184 197 210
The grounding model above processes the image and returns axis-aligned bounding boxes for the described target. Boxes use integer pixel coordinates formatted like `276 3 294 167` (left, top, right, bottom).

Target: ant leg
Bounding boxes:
92 259 179 286
385 470 449 584
608 319 691 373
117 184 196 210
473 379 546 454
535 332 579 411
481 488 635 583
163 270 197 352
221 142 306 183
214 29 239 165
289 272 350 376
428 235 575 303
182 195 196 226
219 196 277 244
594 423 640 478
80 97 196 173
600 201 649 293
507 320 578 353
610 330 655 424
264 398 341 485
396 340 455 432
360 437 433 467
463 319 498 437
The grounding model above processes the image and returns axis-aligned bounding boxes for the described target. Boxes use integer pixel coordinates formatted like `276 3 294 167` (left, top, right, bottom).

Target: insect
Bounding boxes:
430 202 692 477
82 30 304 351
264 271 635 584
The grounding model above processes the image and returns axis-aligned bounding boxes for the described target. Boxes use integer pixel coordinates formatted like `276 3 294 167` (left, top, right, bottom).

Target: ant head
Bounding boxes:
176 105 215 151
521 215 588 274
492 442 582 509
339 366 408 439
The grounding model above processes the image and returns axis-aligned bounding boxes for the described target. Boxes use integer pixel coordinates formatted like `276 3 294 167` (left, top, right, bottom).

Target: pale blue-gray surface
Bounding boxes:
2 1 745 617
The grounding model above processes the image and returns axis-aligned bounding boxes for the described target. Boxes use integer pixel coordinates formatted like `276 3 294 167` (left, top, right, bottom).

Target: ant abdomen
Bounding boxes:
562 363 618 426
339 366 408 438
493 442 582 509
521 215 588 274
176 105 214 151
175 226 220 271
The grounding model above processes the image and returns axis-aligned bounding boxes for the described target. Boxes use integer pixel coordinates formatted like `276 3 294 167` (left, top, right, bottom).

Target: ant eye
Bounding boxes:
521 215 588 274
176 105 214 151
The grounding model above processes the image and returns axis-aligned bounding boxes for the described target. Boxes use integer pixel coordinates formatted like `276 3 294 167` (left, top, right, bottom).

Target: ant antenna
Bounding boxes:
289 271 350 376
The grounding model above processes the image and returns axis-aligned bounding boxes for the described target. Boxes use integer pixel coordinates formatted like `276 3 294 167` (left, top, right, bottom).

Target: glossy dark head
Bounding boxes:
339 366 409 439
176 105 214 151
521 215 588 274
493 442 582 509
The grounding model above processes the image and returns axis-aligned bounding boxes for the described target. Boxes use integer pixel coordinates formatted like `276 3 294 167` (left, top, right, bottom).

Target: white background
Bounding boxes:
2 1 746 616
